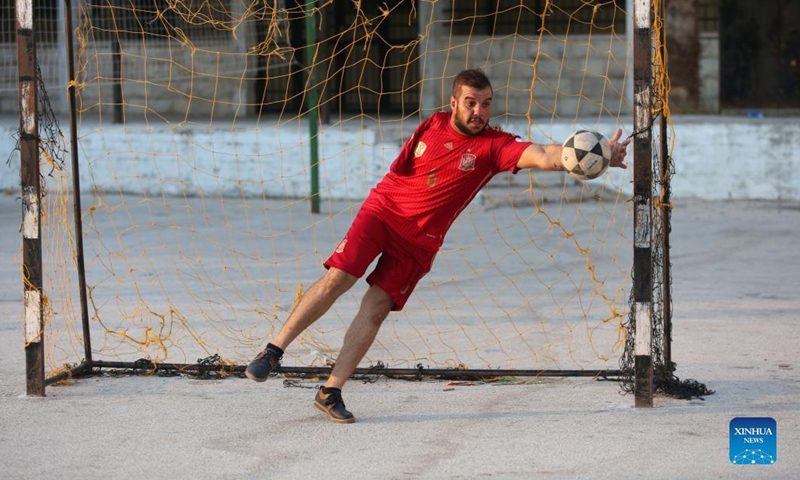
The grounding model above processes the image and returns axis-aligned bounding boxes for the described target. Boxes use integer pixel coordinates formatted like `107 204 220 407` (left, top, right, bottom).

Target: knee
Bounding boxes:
361 287 394 326
320 267 357 296
369 308 392 328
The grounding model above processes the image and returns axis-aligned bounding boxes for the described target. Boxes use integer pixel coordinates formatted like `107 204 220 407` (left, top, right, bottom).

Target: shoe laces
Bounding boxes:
254 348 281 363
322 389 345 408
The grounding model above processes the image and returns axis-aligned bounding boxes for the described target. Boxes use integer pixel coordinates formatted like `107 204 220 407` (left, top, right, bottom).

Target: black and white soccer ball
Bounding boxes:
561 130 612 181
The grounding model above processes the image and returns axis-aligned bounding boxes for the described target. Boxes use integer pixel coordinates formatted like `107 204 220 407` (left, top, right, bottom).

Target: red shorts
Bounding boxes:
325 209 436 311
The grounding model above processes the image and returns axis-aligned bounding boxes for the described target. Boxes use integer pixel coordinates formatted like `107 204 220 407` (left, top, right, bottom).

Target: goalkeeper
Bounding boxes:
245 69 630 423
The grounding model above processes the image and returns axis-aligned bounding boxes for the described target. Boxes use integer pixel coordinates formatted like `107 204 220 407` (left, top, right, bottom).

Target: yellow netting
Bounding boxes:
39 0 644 375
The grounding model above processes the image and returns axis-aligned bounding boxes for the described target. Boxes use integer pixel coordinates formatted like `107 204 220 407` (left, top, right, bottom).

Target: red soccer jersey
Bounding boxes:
361 111 532 252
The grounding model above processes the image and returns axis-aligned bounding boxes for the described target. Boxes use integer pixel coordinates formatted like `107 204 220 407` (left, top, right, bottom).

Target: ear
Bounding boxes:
450 96 457 111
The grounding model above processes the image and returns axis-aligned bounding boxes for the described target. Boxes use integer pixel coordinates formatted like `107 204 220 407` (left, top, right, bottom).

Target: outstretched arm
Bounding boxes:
515 142 564 171
515 129 632 171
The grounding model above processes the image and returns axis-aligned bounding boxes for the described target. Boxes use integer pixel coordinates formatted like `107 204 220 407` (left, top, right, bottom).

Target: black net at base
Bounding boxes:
653 362 714 400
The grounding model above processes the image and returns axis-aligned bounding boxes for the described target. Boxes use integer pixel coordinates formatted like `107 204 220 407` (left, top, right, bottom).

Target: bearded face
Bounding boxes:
450 86 492 136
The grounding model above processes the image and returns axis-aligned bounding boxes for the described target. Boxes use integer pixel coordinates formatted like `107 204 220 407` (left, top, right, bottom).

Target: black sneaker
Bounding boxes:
244 346 282 382
314 388 356 424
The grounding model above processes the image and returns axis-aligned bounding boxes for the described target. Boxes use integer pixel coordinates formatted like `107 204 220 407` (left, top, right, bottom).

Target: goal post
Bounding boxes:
631 0 657 408
9 0 683 403
16 0 45 396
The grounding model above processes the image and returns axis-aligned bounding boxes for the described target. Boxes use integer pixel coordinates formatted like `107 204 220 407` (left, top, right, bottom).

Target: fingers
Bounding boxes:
608 128 622 144
616 146 629 168
611 153 628 169
610 129 629 169
608 128 632 146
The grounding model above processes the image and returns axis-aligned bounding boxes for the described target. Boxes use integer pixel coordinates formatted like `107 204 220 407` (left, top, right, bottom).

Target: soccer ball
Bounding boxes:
561 130 612 181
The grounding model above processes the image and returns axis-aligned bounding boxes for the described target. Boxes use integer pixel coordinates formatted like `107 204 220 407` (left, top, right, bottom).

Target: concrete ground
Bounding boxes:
0 197 798 479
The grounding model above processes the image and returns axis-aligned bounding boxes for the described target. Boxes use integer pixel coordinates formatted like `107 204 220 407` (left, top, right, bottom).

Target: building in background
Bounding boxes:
0 0 797 120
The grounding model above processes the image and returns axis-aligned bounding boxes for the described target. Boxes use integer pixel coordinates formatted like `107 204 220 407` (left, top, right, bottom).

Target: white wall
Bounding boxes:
668 117 798 200
1 116 798 201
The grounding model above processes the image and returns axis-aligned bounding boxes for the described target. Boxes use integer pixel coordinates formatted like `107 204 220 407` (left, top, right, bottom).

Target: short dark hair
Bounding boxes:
452 69 492 97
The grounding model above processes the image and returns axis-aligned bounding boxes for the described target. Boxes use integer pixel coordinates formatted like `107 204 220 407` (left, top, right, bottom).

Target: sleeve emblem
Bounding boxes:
414 141 427 158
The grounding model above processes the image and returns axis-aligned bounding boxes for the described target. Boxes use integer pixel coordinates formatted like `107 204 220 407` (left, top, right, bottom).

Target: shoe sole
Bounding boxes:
244 369 268 382
314 402 356 424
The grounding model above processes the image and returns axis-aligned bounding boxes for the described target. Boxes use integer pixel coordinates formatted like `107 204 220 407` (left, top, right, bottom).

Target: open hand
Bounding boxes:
608 129 631 169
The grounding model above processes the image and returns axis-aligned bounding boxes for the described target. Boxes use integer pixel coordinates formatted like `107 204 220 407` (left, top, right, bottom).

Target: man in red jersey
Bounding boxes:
245 69 631 423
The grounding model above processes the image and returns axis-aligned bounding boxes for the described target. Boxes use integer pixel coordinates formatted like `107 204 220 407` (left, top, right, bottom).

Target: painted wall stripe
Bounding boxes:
25 290 41 344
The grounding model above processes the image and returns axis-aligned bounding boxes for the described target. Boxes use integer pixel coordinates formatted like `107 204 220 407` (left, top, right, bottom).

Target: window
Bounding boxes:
86 0 230 41
1 0 59 44
449 0 626 37
698 0 719 33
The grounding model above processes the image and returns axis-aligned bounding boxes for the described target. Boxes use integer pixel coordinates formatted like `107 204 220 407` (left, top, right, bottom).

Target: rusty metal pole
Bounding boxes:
16 0 45 396
64 0 93 366
658 1 672 369
632 0 654 408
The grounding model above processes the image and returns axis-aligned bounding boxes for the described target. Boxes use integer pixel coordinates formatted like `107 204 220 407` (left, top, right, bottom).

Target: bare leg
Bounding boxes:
325 285 394 390
271 267 358 350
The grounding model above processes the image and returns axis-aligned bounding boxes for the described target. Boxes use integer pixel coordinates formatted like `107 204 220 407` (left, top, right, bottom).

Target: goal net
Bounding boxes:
27 0 648 378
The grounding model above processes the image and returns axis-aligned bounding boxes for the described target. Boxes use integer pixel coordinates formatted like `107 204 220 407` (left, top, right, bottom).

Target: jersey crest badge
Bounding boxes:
414 141 427 158
444 142 453 150
335 238 347 254
459 152 476 171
